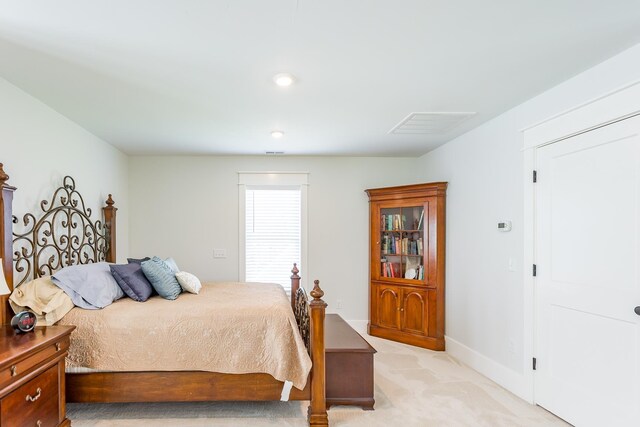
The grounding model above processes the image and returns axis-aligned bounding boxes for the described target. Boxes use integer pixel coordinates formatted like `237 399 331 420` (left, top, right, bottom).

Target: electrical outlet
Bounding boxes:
336 299 343 310
213 249 227 258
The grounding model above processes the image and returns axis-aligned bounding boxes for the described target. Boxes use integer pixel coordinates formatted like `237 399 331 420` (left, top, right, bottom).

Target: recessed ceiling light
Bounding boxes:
271 130 285 138
273 73 295 87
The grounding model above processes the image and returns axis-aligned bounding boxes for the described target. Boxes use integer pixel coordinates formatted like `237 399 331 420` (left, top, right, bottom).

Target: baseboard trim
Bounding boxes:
445 336 532 403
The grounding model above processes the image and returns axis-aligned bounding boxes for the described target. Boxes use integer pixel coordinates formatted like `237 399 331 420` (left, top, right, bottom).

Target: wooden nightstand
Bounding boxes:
0 325 75 427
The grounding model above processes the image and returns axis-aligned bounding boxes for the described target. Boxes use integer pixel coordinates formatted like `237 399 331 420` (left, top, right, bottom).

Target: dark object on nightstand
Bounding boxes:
0 325 75 427
325 314 376 410
10 311 37 333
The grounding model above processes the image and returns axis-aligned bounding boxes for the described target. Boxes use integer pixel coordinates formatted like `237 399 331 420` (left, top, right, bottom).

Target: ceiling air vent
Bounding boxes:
389 112 476 135
265 151 285 155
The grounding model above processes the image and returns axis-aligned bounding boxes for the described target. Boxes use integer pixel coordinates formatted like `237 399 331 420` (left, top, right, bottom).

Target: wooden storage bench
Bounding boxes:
325 314 376 410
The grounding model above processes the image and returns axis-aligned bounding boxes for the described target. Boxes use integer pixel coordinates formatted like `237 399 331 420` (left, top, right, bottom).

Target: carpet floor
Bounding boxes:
67 334 567 426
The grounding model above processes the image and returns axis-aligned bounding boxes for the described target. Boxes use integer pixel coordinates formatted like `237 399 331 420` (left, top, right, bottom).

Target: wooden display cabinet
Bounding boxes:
366 183 447 350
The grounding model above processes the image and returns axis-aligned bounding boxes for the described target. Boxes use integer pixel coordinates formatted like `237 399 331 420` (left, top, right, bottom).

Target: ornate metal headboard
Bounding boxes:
11 175 117 287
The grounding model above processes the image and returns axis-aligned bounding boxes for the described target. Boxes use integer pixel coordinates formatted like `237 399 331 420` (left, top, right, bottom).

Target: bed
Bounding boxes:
0 164 329 426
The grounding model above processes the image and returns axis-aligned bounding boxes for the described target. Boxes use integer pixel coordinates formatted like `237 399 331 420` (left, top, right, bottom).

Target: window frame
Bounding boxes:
238 172 309 288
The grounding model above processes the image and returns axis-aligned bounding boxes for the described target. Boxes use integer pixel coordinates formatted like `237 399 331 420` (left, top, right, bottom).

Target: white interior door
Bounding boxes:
535 115 640 427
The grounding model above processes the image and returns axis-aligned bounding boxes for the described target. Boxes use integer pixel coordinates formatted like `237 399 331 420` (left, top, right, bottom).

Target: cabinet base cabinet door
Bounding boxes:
372 284 401 330
401 289 429 336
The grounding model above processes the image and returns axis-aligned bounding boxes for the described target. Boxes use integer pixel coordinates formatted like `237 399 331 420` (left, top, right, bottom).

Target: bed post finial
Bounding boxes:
103 194 117 263
0 163 8 183
308 279 328 426
290 263 300 309
0 163 16 325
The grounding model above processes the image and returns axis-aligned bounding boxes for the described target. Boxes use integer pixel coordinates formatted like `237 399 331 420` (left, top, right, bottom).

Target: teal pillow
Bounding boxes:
141 257 182 300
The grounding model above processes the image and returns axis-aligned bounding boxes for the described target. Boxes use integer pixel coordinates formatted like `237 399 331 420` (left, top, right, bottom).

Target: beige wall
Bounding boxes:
128 155 418 321
0 77 130 267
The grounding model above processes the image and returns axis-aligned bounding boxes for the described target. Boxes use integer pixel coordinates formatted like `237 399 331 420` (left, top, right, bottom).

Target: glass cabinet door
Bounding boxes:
379 205 424 282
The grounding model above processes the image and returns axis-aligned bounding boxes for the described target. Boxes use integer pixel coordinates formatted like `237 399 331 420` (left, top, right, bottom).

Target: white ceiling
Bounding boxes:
1 1 639 156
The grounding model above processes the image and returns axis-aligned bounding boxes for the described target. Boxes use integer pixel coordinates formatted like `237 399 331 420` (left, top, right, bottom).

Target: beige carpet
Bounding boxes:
67 334 567 426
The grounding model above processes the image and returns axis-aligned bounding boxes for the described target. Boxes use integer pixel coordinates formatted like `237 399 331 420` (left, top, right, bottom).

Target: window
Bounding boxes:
238 172 308 294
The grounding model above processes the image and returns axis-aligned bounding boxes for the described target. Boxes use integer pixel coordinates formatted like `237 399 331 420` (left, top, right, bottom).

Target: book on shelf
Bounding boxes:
417 209 424 230
382 213 409 231
381 261 402 278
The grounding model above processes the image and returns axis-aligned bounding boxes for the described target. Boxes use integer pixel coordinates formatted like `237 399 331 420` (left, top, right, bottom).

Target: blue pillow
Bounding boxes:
141 257 181 300
164 257 180 273
110 263 154 302
52 262 124 309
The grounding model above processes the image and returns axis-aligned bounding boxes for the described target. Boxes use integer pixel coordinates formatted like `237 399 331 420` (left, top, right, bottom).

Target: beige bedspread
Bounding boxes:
59 282 312 390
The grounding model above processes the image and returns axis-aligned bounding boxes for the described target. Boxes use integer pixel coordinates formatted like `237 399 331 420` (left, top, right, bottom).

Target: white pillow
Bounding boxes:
175 271 202 294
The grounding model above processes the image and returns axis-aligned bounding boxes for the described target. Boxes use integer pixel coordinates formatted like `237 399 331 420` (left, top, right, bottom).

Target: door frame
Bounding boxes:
521 80 640 403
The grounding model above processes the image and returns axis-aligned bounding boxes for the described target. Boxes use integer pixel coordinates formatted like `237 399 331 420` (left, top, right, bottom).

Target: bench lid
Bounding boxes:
325 314 376 353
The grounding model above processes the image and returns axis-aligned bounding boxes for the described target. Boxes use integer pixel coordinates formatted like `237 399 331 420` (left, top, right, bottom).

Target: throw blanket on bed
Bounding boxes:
9 277 75 326
59 282 312 390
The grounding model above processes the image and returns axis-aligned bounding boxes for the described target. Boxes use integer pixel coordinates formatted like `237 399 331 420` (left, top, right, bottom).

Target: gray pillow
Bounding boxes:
52 262 124 309
110 263 154 302
127 257 150 264
141 257 182 300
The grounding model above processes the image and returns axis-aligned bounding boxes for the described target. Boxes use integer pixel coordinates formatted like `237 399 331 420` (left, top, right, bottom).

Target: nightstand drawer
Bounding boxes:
0 364 59 427
0 337 68 389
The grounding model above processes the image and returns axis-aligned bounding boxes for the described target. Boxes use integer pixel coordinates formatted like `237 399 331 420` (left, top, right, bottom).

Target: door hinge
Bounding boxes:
533 357 537 370
533 170 537 183
532 264 537 277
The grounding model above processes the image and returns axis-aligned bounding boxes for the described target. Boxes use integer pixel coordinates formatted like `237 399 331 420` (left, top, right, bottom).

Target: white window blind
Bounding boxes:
245 188 301 293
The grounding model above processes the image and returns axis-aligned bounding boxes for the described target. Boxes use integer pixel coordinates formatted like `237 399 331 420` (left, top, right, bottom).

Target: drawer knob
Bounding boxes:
10 365 17 377
37 421 42 427
55 342 61 351
26 387 41 402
